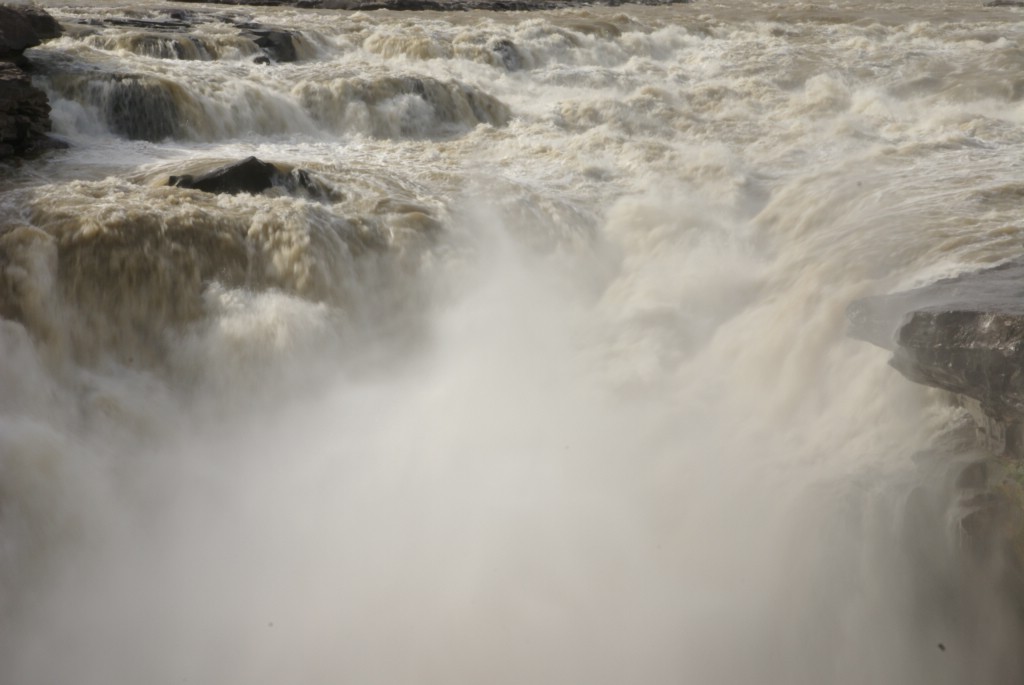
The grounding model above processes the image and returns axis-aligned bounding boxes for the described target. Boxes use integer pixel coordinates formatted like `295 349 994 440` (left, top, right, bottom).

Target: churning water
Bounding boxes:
3 0 1024 682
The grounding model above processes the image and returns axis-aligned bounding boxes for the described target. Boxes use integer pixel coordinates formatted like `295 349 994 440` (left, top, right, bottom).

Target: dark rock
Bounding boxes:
239 25 301 62
0 61 53 158
0 6 61 159
0 6 61 64
848 259 1024 457
851 260 1024 643
985 0 1024 6
0 7 42 63
169 156 323 196
19 6 62 41
170 156 282 194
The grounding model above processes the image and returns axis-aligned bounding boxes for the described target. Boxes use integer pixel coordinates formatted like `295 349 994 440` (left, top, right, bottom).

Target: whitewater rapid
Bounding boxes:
2 0 1024 683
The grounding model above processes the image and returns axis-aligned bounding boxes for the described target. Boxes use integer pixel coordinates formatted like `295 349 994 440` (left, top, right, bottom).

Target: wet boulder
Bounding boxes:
19 6 62 42
170 156 282 194
169 156 323 196
240 25 301 63
0 5 62 66
0 7 42 64
0 62 52 157
0 6 62 159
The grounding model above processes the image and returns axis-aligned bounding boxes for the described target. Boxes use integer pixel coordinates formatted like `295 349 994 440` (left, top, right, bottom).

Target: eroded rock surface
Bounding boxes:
849 260 1024 599
0 5 62 159
849 260 1024 456
0 7 44 66
0 62 51 157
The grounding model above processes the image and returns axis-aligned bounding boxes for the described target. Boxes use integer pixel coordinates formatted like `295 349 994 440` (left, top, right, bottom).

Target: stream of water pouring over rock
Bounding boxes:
3 0 1024 682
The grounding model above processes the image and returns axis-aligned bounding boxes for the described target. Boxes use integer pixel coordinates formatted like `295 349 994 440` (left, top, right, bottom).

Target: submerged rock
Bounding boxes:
169 156 323 196
489 38 522 71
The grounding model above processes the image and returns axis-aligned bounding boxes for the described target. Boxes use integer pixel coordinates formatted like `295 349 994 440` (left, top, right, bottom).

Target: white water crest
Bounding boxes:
3 0 1024 683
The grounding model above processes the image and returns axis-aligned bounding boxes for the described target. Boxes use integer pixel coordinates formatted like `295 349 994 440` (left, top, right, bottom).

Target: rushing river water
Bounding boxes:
2 0 1024 682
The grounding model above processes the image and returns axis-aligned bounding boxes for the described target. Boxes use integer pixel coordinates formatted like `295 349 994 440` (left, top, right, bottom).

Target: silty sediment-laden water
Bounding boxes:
3 0 1024 682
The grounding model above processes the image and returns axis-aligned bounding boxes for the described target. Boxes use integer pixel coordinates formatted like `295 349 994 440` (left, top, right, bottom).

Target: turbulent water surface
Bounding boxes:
3 0 1024 682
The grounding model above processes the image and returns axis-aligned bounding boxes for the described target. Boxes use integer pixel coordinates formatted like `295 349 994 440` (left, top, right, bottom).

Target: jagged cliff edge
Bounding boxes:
849 260 1024 616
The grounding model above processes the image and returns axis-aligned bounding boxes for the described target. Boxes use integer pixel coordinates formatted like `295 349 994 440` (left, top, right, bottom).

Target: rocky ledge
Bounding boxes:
849 260 1024 459
849 260 1024 596
0 4 63 160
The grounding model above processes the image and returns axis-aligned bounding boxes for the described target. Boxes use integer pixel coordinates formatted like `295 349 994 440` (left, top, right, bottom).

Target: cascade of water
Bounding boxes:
3 1 1024 682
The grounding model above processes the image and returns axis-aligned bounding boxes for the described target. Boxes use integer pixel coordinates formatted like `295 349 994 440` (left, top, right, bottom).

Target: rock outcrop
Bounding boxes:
0 5 62 159
168 156 324 196
1 6 46 66
849 260 1024 458
848 260 1024 601
238 24 302 63
0 62 51 157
